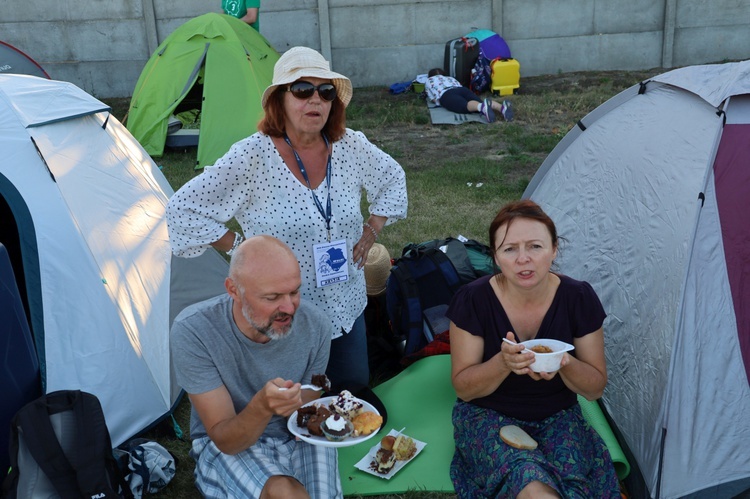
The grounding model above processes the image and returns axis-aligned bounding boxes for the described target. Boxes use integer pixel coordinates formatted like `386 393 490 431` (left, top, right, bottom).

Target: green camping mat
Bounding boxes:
577 395 630 480
428 102 488 125
338 354 630 495
338 355 456 495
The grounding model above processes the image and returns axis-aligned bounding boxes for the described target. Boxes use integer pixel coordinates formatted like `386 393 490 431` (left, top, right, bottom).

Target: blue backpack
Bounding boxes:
470 48 492 94
385 238 494 356
386 245 461 356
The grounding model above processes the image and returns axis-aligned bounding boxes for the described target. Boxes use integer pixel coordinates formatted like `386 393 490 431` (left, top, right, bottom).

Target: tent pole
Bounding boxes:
655 427 666 498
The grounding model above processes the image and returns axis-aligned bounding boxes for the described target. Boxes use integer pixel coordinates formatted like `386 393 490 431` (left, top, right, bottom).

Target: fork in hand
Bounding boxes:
278 383 325 391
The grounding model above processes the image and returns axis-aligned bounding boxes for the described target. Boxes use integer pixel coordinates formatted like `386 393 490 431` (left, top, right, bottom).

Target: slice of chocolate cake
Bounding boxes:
311 373 331 392
306 406 333 436
296 404 318 428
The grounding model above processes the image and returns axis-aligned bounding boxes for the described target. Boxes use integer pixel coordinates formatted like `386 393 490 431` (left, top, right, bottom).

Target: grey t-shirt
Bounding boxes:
171 294 333 439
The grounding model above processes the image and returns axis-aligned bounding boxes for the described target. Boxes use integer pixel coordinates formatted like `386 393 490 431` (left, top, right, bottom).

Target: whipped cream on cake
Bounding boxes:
320 414 353 441
324 414 347 432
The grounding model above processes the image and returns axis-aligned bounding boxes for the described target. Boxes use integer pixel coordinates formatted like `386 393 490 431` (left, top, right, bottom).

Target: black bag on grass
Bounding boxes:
413 237 495 284
2 389 132 499
385 237 495 357
386 244 463 356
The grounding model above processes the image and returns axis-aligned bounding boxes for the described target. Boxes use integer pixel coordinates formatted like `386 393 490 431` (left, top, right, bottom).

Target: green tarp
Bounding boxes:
126 13 278 169
338 355 456 495
339 354 629 495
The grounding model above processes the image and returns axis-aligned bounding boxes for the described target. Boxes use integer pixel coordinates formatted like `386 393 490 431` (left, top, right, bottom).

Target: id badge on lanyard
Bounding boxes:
313 239 349 287
285 134 350 287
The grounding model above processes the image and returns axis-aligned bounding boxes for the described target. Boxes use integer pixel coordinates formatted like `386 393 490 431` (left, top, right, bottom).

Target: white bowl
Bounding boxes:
520 339 575 372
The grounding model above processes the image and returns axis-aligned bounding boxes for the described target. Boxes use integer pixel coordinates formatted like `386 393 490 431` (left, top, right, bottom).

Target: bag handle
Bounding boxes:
15 391 83 496
459 37 476 52
489 57 514 76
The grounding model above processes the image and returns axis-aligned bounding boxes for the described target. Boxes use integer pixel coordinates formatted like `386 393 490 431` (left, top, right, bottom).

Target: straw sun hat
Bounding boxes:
364 243 392 297
261 46 353 108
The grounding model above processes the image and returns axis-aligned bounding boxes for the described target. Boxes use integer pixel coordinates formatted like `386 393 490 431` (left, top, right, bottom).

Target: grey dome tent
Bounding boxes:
524 60 750 499
0 73 228 450
0 41 50 79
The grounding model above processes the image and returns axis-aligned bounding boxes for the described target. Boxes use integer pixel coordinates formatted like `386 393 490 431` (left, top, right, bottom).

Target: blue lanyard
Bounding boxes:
284 133 333 241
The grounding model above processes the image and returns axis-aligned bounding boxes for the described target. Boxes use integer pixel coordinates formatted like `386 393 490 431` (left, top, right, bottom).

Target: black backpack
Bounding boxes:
385 237 494 357
2 390 132 499
414 237 495 284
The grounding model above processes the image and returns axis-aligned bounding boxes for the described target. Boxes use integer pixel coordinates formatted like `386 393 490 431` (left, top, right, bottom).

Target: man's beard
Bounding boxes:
241 302 294 341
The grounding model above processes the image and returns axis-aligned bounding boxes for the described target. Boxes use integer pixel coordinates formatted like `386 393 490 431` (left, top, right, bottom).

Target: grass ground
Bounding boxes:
105 67 664 498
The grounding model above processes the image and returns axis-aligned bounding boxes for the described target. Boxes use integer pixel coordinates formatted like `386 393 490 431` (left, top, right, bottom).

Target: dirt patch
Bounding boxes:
519 68 663 94
365 123 490 172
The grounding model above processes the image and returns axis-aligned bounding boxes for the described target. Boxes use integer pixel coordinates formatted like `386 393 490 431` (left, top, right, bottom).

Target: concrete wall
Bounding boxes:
2 0 749 98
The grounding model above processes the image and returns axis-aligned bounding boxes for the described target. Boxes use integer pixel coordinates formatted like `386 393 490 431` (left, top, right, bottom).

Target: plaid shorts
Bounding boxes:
190 434 342 498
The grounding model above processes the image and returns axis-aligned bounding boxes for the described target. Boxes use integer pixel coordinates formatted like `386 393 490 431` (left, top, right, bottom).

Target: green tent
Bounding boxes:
127 13 279 169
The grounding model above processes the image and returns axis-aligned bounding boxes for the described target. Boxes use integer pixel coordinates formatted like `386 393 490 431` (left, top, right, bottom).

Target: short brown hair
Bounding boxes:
489 200 559 253
257 87 347 141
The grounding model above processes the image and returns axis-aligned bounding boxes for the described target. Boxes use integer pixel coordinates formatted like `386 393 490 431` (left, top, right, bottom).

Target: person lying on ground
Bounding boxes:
425 67 513 123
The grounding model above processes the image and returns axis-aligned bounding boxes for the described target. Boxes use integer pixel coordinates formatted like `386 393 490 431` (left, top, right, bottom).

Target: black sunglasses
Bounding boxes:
285 81 337 102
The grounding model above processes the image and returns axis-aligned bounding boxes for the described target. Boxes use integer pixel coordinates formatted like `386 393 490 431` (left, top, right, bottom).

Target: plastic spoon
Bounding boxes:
502 337 533 354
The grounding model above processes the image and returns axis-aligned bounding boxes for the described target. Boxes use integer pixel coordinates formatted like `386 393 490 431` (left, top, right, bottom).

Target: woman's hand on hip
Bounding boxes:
353 216 386 268
353 230 376 268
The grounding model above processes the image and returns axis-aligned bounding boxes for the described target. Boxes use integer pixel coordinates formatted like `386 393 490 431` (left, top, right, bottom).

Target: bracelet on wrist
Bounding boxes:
225 232 244 256
363 222 378 240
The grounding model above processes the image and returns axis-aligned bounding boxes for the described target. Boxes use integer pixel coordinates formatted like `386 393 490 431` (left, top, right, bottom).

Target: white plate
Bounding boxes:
287 396 382 448
353 430 426 479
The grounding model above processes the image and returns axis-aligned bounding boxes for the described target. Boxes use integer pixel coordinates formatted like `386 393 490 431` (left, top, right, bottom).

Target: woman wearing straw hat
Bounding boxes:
166 47 407 395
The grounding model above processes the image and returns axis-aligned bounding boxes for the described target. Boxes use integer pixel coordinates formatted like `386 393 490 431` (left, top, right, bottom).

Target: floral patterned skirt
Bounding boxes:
450 400 620 499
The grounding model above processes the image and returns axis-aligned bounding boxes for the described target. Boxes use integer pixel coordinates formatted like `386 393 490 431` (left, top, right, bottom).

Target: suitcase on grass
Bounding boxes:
490 58 520 96
444 37 479 87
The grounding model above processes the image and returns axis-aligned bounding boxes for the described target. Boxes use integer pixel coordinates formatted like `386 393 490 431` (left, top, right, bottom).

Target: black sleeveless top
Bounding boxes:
446 274 606 421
